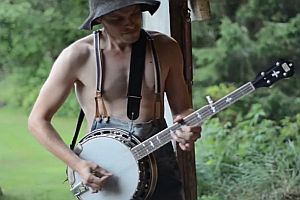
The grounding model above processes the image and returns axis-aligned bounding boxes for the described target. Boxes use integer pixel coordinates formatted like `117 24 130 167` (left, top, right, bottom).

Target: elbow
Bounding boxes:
28 113 37 134
27 112 44 135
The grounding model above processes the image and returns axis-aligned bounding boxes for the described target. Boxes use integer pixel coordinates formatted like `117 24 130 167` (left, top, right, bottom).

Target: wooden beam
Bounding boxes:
169 1 197 200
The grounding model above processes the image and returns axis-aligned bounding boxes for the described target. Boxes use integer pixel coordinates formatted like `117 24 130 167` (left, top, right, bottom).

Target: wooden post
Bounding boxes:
169 1 197 200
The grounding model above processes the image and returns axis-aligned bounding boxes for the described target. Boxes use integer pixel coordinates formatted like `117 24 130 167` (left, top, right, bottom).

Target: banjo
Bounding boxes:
67 59 295 200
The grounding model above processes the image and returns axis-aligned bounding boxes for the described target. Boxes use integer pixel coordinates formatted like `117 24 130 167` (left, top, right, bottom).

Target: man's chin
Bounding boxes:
122 32 140 43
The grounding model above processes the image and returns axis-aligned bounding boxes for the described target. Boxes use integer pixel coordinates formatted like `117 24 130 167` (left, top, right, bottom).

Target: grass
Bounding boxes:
0 106 86 200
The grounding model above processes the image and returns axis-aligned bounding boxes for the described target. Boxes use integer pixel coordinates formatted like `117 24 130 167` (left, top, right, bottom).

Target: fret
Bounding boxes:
132 82 256 160
155 135 161 144
213 82 255 114
184 105 211 126
132 128 174 160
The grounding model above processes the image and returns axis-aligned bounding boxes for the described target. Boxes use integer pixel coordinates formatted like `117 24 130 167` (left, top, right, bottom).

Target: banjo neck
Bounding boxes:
132 82 255 160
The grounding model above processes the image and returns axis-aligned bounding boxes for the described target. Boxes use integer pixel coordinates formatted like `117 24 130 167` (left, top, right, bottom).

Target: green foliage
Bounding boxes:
196 106 300 199
193 17 256 88
193 1 300 89
236 0 300 24
192 1 300 198
0 0 89 114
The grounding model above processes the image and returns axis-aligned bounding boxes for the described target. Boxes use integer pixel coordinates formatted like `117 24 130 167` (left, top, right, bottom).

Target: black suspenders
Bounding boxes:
127 30 147 120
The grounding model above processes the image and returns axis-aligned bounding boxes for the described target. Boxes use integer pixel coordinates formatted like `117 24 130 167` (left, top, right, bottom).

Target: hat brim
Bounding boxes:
80 0 160 30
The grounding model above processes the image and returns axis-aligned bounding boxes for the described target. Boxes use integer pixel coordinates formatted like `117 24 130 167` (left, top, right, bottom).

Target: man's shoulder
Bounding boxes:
146 30 178 47
62 34 94 59
145 30 180 54
52 34 94 72
145 30 182 66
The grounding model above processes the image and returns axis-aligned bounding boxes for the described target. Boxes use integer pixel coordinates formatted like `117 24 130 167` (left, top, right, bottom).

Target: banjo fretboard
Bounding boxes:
131 82 255 160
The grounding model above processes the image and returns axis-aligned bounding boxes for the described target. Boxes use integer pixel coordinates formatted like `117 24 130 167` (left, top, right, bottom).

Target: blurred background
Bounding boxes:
0 0 299 199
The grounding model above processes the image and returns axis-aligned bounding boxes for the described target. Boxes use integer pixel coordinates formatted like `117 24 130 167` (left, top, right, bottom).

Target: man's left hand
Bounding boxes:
171 115 202 151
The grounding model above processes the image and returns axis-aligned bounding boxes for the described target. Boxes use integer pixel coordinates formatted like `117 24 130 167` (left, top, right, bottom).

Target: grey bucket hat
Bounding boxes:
80 0 161 30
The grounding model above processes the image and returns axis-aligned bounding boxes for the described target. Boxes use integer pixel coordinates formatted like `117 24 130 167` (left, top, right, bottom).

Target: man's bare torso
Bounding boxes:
70 31 170 128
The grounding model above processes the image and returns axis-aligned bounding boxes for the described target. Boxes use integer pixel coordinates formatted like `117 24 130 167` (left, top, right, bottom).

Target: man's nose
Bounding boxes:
123 17 136 28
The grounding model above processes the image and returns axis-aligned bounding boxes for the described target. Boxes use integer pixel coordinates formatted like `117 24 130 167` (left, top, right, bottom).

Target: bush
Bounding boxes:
195 90 300 199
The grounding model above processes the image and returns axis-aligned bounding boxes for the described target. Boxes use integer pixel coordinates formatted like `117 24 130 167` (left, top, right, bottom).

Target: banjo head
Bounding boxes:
67 128 156 200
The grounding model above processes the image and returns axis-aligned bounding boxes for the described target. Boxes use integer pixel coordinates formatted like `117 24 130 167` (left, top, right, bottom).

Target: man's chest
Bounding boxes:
103 55 157 100
79 50 161 100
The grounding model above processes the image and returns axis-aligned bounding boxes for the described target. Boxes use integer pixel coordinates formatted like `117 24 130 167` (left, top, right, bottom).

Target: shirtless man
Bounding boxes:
28 0 201 199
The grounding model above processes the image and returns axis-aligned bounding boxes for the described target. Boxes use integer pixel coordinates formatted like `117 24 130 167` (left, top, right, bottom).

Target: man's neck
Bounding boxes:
101 30 132 53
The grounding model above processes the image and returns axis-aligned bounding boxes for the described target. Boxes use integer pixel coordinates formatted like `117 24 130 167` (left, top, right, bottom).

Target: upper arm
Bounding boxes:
29 43 89 121
159 36 192 116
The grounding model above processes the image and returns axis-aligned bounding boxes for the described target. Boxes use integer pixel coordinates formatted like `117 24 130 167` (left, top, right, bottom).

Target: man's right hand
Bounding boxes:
76 160 113 193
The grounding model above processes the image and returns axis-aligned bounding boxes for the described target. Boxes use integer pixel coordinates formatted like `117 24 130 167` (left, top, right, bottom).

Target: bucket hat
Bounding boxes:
80 0 161 30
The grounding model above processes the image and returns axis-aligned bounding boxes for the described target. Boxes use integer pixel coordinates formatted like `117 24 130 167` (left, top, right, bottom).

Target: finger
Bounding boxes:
183 126 201 141
89 183 102 192
86 173 100 184
192 132 201 141
180 143 193 151
171 131 186 144
93 170 112 178
178 143 192 151
181 125 191 132
182 125 201 134
99 169 113 176
92 166 113 177
177 128 193 141
99 174 111 184
174 115 184 123
85 177 102 191
184 143 192 151
88 174 111 192
191 126 202 135
90 171 112 187
189 130 201 141
179 143 187 151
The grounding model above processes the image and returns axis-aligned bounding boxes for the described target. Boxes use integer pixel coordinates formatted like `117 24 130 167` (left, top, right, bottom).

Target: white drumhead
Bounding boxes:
73 136 140 200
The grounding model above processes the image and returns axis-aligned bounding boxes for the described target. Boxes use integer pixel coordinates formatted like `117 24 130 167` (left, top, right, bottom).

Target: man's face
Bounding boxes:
99 5 143 44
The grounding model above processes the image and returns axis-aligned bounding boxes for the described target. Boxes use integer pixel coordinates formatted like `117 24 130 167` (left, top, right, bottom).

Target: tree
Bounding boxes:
191 1 300 199
0 0 88 114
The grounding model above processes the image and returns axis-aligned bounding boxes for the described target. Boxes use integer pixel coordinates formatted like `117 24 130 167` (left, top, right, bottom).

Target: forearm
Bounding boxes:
28 117 82 171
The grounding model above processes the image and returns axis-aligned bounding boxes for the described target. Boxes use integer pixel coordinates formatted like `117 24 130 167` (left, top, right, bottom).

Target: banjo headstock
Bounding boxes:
252 59 295 88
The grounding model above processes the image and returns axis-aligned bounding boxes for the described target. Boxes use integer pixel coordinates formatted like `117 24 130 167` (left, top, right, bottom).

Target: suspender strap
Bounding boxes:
126 29 148 120
69 30 103 149
94 30 102 91
147 33 161 95
94 30 108 119
70 109 84 150
146 32 163 119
